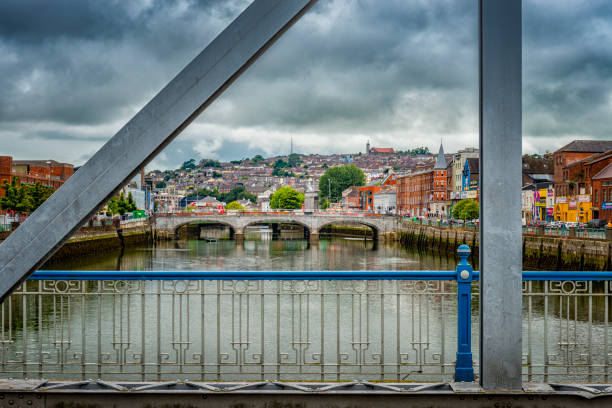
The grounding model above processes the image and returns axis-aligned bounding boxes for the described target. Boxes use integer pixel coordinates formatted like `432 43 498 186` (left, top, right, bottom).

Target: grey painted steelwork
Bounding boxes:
4 380 612 408
478 0 522 389
0 0 317 302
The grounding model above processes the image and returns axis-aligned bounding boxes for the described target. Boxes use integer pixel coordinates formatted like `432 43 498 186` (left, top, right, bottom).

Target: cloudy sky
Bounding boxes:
1 0 612 169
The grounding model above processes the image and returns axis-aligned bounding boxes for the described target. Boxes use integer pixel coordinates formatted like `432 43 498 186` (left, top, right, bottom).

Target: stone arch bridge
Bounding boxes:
152 213 400 243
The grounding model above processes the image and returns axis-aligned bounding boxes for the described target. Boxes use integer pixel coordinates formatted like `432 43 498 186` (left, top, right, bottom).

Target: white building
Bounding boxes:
303 182 319 211
373 186 396 214
452 148 479 193
154 191 184 213
521 188 535 225
257 189 275 212
126 187 145 211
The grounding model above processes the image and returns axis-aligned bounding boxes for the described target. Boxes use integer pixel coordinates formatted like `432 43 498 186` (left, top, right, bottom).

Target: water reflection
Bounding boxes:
43 238 458 272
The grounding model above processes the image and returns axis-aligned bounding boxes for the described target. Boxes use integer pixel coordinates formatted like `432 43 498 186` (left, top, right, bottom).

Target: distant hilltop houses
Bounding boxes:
7 139 612 226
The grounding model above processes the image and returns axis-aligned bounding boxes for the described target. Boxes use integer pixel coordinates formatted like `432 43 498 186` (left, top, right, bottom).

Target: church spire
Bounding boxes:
434 142 446 169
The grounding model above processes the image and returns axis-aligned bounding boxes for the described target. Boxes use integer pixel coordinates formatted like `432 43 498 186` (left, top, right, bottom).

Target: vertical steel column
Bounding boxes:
455 244 474 382
479 0 523 389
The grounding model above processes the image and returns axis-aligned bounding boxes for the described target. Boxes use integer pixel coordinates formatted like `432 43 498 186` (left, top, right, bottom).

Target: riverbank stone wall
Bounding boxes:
399 222 611 270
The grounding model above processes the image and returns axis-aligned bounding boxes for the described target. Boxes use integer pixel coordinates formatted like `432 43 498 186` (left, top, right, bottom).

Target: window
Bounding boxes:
595 189 598 203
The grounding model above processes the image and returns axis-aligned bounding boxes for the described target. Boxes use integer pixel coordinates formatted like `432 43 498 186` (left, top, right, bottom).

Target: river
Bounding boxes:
45 236 457 273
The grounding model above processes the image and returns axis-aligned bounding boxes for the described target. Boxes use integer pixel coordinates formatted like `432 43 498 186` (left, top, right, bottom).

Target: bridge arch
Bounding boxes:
172 219 240 240
242 218 314 239
317 220 379 241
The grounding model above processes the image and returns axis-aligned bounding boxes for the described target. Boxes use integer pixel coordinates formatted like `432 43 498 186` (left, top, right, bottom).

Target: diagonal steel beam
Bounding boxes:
0 0 317 301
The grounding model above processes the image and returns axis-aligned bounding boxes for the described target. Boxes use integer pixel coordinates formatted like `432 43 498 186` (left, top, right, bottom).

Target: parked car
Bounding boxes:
588 219 607 228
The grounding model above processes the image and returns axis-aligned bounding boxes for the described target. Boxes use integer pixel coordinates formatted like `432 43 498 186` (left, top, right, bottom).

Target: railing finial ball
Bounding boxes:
457 244 471 260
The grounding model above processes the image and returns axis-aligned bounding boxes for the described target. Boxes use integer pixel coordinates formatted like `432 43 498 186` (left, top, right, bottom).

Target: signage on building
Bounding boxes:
556 197 567 204
546 189 554 208
569 197 577 209
603 202 612 210
578 194 591 203
466 190 478 199
535 189 547 207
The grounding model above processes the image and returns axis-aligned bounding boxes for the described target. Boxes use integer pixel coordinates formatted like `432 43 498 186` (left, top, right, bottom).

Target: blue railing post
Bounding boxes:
455 244 474 382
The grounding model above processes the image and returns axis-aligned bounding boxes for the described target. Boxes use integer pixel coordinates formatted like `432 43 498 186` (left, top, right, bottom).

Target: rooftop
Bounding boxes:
593 161 612 180
556 140 612 154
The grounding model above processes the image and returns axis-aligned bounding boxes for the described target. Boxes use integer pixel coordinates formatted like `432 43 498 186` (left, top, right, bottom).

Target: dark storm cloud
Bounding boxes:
522 0 612 145
28 130 108 142
1 0 610 167
0 0 232 43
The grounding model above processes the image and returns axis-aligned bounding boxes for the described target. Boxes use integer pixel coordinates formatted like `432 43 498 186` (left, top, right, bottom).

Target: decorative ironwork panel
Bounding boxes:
523 280 612 383
0 279 460 382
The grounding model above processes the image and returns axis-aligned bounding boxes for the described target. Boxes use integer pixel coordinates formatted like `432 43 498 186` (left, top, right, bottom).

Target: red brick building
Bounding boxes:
396 144 449 218
396 165 433 217
430 143 450 217
592 162 612 222
553 140 612 197
357 173 395 212
0 156 74 196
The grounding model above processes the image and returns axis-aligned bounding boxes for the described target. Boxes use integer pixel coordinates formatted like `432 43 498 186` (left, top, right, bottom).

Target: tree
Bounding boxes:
186 185 257 203
107 198 119 215
0 177 31 213
270 186 304 209
26 182 55 212
212 171 222 178
287 153 302 168
410 147 430 155
318 165 366 202
200 159 222 168
127 192 138 211
180 159 197 170
452 199 479 221
155 181 166 189
226 201 244 210
251 154 264 163
108 191 135 215
272 167 292 177
273 159 288 169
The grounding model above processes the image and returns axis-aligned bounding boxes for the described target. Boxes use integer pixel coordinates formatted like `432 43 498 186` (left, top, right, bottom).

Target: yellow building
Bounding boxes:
554 195 592 223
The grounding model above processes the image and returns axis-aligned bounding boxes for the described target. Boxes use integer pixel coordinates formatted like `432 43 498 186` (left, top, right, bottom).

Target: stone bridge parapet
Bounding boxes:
152 213 400 242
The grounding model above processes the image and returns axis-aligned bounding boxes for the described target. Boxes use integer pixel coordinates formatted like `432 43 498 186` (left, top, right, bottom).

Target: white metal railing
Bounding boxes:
0 278 466 382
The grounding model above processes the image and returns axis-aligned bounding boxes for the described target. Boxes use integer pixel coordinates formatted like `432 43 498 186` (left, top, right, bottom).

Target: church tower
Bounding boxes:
366 140 370 155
